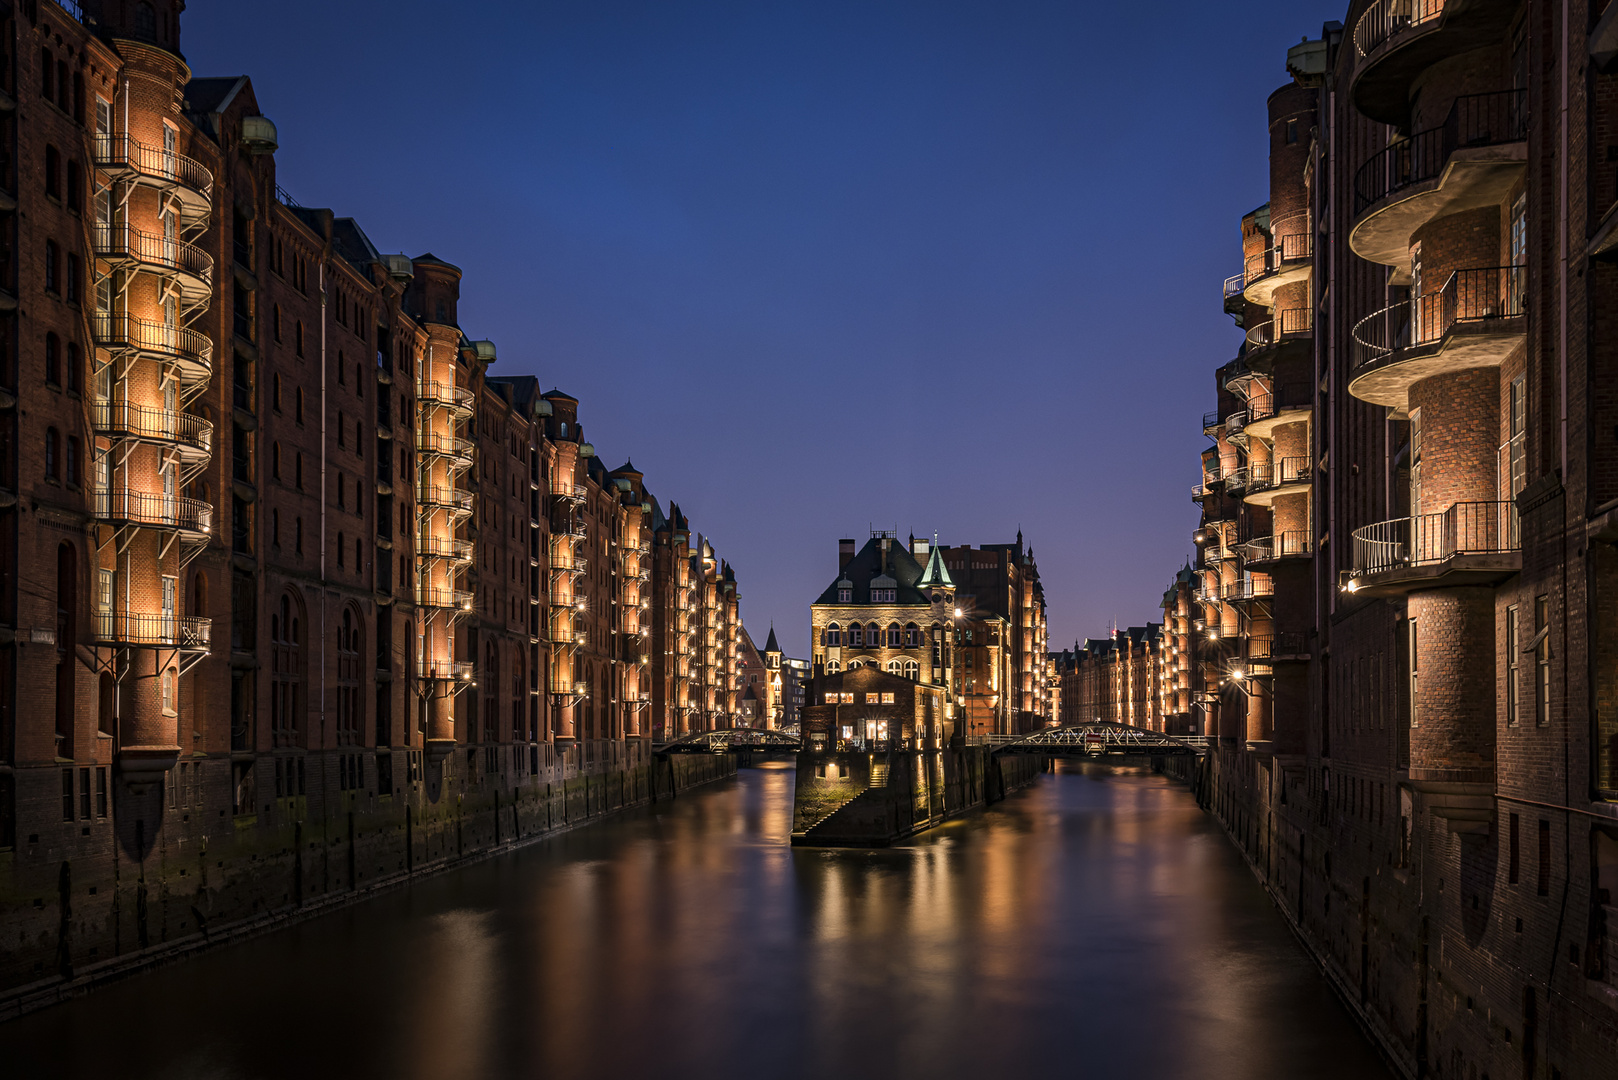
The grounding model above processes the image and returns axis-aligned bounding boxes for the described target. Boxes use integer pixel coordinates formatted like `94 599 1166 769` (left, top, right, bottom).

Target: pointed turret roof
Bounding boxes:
916 544 954 589
764 626 780 653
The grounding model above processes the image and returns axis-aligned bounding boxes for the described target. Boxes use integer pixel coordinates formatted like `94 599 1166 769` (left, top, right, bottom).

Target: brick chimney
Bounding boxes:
838 538 855 570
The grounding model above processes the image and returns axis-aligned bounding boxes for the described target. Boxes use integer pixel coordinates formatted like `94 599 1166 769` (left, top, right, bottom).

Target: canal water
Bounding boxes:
1 761 1390 1079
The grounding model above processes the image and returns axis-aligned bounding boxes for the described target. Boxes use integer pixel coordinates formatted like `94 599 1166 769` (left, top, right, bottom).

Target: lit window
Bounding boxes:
881 693 895 704
865 693 879 704
161 668 176 714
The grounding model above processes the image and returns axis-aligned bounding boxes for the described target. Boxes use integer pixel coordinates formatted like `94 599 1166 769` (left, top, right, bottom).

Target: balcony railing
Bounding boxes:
551 483 587 501
1242 531 1313 562
1242 230 1314 287
94 611 210 650
1244 307 1313 350
91 312 213 372
1245 381 1312 422
1351 500 1520 577
1222 273 1245 302
416 586 474 610
1202 410 1222 431
416 380 475 412
1248 457 1312 490
416 433 475 462
417 484 474 512
92 488 212 534
1220 578 1274 601
92 223 214 289
416 536 473 562
418 658 474 681
1353 90 1527 215
91 134 214 203
91 400 212 455
1351 266 1526 369
1353 0 1446 58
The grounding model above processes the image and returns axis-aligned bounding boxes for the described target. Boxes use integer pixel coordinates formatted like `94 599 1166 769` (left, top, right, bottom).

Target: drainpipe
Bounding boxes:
1558 0 1570 476
319 258 328 747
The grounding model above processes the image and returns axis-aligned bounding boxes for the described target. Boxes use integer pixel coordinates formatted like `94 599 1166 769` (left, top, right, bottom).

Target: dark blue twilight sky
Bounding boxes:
187 0 1345 658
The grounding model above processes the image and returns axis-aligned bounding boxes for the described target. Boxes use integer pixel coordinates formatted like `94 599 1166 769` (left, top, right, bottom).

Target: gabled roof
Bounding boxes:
812 537 929 606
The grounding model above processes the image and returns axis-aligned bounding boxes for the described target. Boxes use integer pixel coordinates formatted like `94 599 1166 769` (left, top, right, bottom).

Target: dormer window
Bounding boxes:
838 587 852 603
871 588 896 602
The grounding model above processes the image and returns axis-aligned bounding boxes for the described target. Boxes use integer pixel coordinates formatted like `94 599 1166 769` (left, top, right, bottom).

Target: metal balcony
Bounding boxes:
1351 0 1520 127
94 611 210 651
417 484 474 514
91 134 213 227
92 488 212 538
551 483 587 502
1241 531 1314 565
418 658 474 681
1349 266 1526 408
92 223 213 305
417 536 474 564
416 433 475 467
1241 221 1313 307
416 380 475 416
1242 457 1313 507
1348 500 1520 594
416 586 474 611
91 400 212 461
1351 89 1528 264
91 313 213 387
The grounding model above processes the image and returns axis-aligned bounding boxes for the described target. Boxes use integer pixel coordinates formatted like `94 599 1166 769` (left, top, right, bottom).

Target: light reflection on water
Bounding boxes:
1 760 1389 1080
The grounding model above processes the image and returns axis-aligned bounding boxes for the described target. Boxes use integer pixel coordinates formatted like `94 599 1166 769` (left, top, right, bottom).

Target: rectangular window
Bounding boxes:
79 767 90 820
62 769 74 821
1506 605 1520 726
1509 375 1526 498
1509 812 1520 883
1537 818 1551 896
95 767 108 817
880 693 895 704
1535 596 1551 726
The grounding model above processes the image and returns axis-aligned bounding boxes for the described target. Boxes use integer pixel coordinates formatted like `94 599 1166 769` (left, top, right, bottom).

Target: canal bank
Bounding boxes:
0 742 733 1021
0 761 1390 1080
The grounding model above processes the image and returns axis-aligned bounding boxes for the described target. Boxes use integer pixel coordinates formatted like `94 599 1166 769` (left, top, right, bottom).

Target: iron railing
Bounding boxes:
1245 307 1313 350
418 658 474 680
1354 89 1527 214
1242 531 1313 562
416 380 475 412
1202 409 1222 430
94 611 210 650
417 484 474 512
92 488 212 533
92 312 213 371
416 586 474 610
91 134 214 202
1221 577 1274 601
416 536 473 562
1245 381 1312 421
1351 265 1527 369
1247 456 1312 490
551 483 588 500
1353 0 1447 58
416 433 475 462
92 223 214 287
91 400 212 455
1242 230 1314 287
1352 500 1520 576
1223 273 1245 302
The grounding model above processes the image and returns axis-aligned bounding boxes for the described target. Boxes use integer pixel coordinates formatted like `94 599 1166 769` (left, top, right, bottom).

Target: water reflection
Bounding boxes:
1 760 1388 1080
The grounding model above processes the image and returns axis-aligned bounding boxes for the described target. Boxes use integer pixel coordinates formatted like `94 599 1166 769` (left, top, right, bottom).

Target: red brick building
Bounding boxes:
0 0 750 999
1170 6 1618 1075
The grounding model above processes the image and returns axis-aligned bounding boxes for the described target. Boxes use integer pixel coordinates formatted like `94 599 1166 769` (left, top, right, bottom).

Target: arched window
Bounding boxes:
133 1 157 41
867 623 881 647
904 622 920 647
887 623 901 647
55 542 76 757
847 659 862 670
271 591 305 748
45 427 59 479
849 624 862 647
826 660 841 674
825 623 841 647
903 660 920 681
483 642 499 744
272 303 282 342
885 659 901 674
45 332 60 383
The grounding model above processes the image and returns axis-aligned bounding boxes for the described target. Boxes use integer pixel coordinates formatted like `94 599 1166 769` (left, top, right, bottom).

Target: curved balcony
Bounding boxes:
1243 457 1312 507
1241 380 1312 441
1351 90 1527 265
418 658 474 681
551 519 587 542
417 380 475 417
92 488 212 539
92 223 213 305
1220 577 1274 603
1241 225 1313 307
551 483 587 503
1243 307 1313 369
549 554 587 577
1241 531 1313 567
1348 500 1519 595
416 586 474 611
91 313 213 387
417 536 473 564
1201 409 1223 435
94 611 210 652
1223 466 1251 495
1222 272 1246 321
91 134 213 226
417 484 474 515
92 400 212 462
1349 266 1526 409
1351 0 1520 127
416 432 475 468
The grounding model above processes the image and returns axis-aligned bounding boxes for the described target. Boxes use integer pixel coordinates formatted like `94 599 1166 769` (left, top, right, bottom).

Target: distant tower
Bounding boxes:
763 626 783 729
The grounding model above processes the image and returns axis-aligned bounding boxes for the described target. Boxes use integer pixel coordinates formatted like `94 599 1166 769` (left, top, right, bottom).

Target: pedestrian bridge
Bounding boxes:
656 728 803 754
984 722 1208 757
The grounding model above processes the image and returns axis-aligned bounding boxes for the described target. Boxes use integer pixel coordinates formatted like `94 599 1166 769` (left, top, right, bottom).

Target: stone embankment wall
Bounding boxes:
791 745 1042 846
0 742 734 1020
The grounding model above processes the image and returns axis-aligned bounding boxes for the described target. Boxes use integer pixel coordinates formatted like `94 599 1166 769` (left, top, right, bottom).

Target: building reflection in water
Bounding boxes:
0 760 1387 1080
